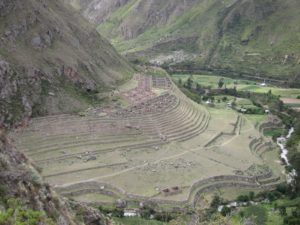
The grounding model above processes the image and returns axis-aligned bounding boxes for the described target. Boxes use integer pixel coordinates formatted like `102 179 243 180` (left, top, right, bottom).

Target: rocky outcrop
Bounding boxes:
0 129 110 224
0 0 133 128
82 0 130 24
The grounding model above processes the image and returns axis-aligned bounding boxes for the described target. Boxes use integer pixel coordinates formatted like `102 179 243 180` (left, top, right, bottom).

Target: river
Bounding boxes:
277 127 297 183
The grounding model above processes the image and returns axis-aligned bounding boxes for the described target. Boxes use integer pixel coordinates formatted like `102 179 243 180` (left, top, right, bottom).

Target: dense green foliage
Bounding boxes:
243 205 268 225
113 217 167 225
0 198 55 225
286 120 300 194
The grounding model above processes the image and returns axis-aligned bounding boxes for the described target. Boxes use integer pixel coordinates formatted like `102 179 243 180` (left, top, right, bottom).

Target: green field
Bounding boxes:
263 128 286 138
229 204 283 225
114 217 168 225
172 74 300 98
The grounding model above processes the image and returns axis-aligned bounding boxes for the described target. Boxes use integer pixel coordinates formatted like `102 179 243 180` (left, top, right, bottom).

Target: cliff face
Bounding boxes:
83 0 130 24
74 0 300 81
0 129 110 225
0 0 133 128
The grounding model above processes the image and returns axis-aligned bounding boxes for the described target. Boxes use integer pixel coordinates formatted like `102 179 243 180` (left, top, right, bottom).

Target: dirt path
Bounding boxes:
57 148 195 188
57 133 242 188
57 113 254 188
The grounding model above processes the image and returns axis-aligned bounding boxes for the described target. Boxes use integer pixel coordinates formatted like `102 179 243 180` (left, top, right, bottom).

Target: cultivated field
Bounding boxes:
172 74 300 98
13 73 285 209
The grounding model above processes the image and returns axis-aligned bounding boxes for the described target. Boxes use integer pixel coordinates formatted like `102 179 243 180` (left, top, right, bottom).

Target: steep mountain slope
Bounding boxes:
0 0 134 224
0 0 133 128
73 0 300 82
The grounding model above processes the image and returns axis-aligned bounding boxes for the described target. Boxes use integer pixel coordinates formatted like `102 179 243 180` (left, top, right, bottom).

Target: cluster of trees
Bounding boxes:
0 198 55 225
99 203 178 223
178 77 206 94
281 206 300 225
286 120 300 194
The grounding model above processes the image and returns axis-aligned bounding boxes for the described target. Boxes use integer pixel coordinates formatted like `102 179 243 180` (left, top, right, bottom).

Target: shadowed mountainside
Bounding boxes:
0 0 133 128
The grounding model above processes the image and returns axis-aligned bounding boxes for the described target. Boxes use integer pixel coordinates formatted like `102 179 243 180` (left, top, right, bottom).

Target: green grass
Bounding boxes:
0 198 55 225
113 217 168 225
145 67 168 77
263 128 286 137
228 197 300 225
235 98 261 111
245 115 267 125
276 197 300 208
229 204 282 225
172 74 300 98
73 193 115 203
243 205 268 225
285 103 300 107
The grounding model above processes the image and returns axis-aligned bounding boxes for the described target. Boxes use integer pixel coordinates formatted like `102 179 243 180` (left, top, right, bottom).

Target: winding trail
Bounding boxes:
57 115 249 188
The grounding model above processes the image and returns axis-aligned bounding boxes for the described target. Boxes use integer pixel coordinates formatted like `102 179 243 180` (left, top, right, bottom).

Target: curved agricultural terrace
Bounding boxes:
13 74 284 208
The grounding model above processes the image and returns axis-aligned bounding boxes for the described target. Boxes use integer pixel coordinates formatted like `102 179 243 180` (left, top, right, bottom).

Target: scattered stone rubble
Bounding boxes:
113 93 177 117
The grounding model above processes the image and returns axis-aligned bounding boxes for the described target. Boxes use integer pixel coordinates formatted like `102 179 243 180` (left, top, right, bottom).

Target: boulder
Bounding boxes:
31 35 42 48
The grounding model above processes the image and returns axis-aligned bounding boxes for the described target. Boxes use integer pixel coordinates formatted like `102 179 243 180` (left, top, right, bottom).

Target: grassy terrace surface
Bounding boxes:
13 73 284 208
113 217 167 225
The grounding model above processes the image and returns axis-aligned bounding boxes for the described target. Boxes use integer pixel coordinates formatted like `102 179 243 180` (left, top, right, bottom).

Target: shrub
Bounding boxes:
0 205 55 225
279 206 287 216
237 195 249 202
244 205 268 225
239 211 244 218
221 206 231 217
154 212 174 222
249 191 255 201
210 195 222 209
0 186 7 201
111 208 124 218
276 184 289 195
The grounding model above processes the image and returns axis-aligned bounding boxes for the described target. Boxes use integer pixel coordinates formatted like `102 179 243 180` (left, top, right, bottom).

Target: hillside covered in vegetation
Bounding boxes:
70 0 300 84
0 0 133 128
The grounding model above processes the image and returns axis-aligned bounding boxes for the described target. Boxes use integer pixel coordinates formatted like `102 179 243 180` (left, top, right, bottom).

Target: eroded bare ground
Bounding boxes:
12 74 285 209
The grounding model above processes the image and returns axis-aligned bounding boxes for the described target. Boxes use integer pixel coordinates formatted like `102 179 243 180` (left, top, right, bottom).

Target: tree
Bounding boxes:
276 184 288 195
196 83 201 92
239 211 245 218
222 96 228 102
186 77 193 90
210 195 221 208
232 86 237 96
279 206 287 216
268 89 272 96
218 78 225 89
237 195 249 202
221 206 231 217
202 96 209 101
178 78 182 86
